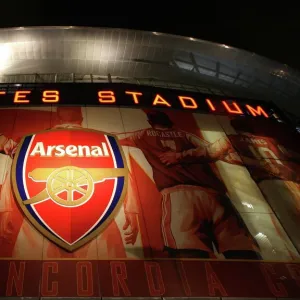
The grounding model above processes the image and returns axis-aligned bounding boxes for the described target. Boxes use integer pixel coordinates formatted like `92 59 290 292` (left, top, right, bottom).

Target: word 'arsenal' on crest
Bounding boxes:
30 142 110 157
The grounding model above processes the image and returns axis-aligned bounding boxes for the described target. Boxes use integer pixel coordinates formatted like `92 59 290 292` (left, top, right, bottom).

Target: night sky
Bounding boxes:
1 8 300 70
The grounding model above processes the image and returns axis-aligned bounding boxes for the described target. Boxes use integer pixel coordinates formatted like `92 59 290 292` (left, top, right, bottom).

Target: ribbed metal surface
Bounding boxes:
0 26 299 117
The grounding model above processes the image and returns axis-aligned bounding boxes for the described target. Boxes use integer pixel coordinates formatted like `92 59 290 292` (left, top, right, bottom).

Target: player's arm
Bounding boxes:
222 152 244 165
224 151 275 168
205 136 235 161
120 149 139 245
224 152 299 181
123 171 139 214
222 152 265 166
160 134 233 166
116 130 145 148
183 134 235 162
181 134 209 161
116 134 140 214
123 174 140 245
124 173 140 245
0 134 17 158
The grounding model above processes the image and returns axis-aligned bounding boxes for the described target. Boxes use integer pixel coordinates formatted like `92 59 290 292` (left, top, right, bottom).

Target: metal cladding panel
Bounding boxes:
0 27 299 117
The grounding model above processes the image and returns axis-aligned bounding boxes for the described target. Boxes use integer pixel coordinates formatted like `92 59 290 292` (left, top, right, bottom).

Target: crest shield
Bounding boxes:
12 129 128 251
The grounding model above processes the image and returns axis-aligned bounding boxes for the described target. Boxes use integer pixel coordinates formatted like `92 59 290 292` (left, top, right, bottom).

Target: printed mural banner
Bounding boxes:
0 106 300 298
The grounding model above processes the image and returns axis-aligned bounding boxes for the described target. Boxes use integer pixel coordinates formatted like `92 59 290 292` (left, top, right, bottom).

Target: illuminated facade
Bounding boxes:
0 27 300 299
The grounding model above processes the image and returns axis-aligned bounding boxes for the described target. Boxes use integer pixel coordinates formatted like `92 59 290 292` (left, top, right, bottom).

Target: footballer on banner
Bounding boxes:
117 110 261 259
225 117 300 252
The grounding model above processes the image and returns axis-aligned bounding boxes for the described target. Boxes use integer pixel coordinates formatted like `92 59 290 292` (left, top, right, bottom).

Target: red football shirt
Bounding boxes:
228 134 299 182
119 128 226 193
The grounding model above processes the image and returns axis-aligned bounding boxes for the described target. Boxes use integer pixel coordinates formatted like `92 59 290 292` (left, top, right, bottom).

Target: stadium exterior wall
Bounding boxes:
0 27 299 299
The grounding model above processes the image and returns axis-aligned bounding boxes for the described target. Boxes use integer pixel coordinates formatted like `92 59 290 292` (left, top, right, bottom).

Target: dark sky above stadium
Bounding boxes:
1 6 300 70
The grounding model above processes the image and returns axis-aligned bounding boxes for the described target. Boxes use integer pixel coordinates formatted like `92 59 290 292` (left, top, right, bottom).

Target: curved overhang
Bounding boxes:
0 26 299 118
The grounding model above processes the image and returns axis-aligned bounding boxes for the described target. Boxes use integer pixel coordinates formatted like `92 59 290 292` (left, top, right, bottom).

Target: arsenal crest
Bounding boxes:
11 129 128 251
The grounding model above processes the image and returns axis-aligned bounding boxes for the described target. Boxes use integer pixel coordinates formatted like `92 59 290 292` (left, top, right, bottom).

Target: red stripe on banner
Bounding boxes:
0 260 299 298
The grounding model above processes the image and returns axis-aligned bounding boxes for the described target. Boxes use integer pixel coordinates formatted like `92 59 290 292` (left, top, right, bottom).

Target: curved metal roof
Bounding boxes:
0 26 299 118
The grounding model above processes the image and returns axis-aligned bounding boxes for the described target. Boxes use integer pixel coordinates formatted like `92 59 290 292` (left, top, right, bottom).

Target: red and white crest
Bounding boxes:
12 129 128 251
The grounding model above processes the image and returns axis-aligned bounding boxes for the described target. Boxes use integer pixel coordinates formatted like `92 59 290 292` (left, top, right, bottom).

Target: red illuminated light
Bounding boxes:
125 91 143 104
222 101 243 115
0 88 270 119
178 96 198 109
42 90 60 103
98 91 116 103
14 91 31 103
152 94 171 107
246 105 269 118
